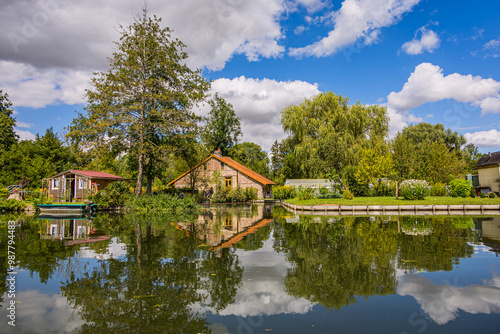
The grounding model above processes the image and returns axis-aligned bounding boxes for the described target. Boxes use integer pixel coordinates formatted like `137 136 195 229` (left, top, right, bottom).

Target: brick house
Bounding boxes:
45 170 125 202
169 149 275 198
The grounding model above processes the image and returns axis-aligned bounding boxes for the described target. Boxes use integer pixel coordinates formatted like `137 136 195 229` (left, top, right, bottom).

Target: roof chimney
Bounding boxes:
214 148 222 157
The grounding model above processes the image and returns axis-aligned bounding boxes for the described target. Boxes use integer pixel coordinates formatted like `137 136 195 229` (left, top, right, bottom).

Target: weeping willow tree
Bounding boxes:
68 7 209 195
280 91 388 186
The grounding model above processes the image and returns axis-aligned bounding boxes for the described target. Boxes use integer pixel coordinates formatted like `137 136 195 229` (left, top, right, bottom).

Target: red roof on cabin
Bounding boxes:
52 170 125 180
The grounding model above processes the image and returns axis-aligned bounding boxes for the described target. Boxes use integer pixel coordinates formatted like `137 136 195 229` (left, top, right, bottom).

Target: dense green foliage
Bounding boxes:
272 185 296 199
229 142 270 179
88 181 131 208
0 90 18 152
202 93 241 155
448 179 473 198
126 193 199 212
281 92 388 185
0 199 25 212
0 128 78 187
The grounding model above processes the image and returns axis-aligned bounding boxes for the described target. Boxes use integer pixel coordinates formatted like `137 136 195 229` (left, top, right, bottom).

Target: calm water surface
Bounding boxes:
1 205 499 333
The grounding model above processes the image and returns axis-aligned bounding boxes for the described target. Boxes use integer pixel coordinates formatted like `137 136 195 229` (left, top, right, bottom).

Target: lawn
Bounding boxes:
285 196 500 206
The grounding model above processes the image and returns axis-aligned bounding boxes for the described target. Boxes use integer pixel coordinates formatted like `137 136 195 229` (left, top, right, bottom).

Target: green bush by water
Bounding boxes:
430 183 447 196
126 193 199 212
273 185 296 200
448 179 473 198
0 199 25 212
88 181 131 208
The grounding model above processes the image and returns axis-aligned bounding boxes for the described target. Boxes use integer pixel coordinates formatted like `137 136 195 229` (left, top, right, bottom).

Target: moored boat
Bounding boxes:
37 203 97 213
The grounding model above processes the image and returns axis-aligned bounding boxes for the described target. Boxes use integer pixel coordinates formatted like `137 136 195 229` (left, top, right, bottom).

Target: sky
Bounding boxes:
1 0 499 153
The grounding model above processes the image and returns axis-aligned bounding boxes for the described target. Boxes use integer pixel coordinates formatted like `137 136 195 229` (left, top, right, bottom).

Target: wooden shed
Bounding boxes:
44 170 125 202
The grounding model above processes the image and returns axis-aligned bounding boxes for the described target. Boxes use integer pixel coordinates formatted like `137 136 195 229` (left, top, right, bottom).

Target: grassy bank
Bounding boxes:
286 196 500 206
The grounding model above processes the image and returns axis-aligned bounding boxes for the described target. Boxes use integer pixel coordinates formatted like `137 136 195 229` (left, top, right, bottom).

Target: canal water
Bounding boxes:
1 205 499 333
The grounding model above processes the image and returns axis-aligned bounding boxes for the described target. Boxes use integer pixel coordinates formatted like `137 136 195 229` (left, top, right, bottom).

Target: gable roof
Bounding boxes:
169 154 276 186
475 151 500 168
51 169 125 180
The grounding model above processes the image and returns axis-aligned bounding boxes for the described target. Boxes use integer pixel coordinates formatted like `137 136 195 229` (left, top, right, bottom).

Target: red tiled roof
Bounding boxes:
52 170 124 180
168 154 276 186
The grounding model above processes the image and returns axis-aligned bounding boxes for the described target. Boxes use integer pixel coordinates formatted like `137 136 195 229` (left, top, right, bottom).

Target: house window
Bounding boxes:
78 178 88 189
52 179 59 189
225 217 232 227
225 177 232 188
221 162 225 170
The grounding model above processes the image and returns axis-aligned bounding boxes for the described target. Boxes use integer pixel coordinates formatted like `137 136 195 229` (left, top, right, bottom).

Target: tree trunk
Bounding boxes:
146 174 153 194
135 152 144 196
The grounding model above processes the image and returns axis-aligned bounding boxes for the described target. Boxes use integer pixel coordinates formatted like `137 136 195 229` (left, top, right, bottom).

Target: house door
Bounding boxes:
70 179 75 202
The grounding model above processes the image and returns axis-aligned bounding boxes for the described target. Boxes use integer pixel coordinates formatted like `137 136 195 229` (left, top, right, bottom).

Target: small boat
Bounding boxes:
37 203 98 213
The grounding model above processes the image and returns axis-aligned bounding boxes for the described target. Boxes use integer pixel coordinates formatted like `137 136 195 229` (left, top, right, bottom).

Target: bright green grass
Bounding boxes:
286 196 500 206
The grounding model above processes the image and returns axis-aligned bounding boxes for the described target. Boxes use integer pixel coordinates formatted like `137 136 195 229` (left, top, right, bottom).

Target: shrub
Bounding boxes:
28 189 52 205
317 192 343 199
430 183 447 196
244 187 258 201
88 181 131 208
273 185 296 200
399 179 430 200
376 180 396 197
126 193 199 212
342 187 354 200
296 186 315 201
0 199 25 212
229 185 246 203
0 188 9 200
489 192 497 199
480 192 486 198
470 187 476 198
448 179 472 198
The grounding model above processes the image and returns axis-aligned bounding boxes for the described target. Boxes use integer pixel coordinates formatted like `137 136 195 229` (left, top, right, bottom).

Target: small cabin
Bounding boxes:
474 151 500 193
44 170 125 202
169 149 275 198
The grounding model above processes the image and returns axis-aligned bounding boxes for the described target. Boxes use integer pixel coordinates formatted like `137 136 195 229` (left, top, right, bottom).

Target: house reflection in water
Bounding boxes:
479 216 500 255
175 205 273 255
39 216 100 245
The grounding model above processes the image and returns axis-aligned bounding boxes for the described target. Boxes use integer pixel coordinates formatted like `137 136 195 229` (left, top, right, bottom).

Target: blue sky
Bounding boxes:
1 0 499 153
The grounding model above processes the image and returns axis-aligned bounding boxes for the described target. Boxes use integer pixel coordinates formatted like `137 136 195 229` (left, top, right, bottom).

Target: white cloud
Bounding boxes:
193 239 315 317
289 0 421 57
78 237 128 260
16 121 35 128
386 105 422 138
387 63 500 115
0 0 288 72
464 129 500 148
481 39 500 58
0 290 84 333
203 76 320 150
15 128 36 141
398 273 500 325
0 60 91 108
401 27 440 55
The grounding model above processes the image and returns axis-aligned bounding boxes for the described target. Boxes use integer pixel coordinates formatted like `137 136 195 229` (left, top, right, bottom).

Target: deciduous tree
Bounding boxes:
202 93 241 155
281 92 388 185
68 8 209 195
0 90 18 152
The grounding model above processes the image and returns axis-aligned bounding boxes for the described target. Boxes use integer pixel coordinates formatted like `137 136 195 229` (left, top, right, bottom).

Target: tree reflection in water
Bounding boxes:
0 207 493 333
272 209 478 310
